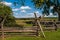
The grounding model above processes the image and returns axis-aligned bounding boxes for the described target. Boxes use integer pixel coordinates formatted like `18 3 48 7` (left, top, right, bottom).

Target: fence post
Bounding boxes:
34 13 46 38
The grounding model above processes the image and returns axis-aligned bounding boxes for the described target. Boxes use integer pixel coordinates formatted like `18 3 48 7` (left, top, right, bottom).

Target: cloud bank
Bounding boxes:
20 6 31 10
1 2 12 6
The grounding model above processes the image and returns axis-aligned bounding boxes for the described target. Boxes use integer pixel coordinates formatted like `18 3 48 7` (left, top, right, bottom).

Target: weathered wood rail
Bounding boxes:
0 21 60 36
0 21 60 37
40 21 60 30
0 26 39 36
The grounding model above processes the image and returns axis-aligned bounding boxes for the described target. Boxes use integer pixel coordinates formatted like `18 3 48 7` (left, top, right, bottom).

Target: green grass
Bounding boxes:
44 30 60 40
0 29 59 40
5 36 43 40
15 20 33 27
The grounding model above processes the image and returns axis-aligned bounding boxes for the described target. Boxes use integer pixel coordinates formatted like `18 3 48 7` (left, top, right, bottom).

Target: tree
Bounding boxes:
0 3 16 40
32 0 60 21
0 3 16 26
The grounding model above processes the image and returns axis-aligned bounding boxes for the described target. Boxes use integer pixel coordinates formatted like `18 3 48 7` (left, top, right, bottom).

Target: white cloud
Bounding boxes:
44 15 57 17
1 2 12 6
50 6 54 9
12 8 20 11
35 11 39 13
20 6 31 13
49 13 53 15
21 10 26 13
12 6 31 12
27 13 34 16
13 12 19 16
21 13 34 18
14 13 34 18
13 10 42 18
20 6 31 10
44 13 58 17
12 8 26 12
19 12 42 18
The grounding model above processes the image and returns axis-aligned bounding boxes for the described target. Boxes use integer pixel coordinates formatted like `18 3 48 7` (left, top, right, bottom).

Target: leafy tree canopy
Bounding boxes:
0 3 16 27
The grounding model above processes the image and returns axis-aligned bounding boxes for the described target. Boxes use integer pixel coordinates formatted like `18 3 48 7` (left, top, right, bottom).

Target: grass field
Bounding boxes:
0 29 59 40
15 20 33 27
15 17 58 27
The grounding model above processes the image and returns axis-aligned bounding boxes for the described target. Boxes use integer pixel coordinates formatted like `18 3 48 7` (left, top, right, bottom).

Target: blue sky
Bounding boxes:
3 0 58 18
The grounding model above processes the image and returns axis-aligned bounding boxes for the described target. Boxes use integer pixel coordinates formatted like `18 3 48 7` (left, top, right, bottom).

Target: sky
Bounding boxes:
2 0 58 18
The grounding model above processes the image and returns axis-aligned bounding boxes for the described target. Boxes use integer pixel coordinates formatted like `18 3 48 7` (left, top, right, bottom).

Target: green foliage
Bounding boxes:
32 0 60 21
0 3 16 27
0 3 12 17
32 0 48 8
4 16 16 27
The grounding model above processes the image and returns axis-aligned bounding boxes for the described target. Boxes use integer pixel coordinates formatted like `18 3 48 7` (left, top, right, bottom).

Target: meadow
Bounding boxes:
15 17 58 27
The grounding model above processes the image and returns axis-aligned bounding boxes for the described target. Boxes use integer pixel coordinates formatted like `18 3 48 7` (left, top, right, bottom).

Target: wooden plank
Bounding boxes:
43 25 53 27
0 30 37 33
34 13 45 38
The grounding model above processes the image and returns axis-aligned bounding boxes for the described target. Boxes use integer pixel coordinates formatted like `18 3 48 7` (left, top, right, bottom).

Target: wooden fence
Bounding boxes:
0 26 39 36
0 21 60 36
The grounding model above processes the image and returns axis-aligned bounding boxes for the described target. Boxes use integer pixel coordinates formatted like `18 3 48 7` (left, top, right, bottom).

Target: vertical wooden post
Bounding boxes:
53 20 57 31
1 23 4 40
34 13 46 38
1 15 7 40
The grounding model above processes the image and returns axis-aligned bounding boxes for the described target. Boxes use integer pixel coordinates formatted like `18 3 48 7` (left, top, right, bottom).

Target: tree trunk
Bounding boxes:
1 23 4 40
1 15 7 40
58 13 60 21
